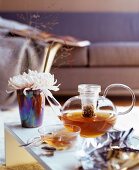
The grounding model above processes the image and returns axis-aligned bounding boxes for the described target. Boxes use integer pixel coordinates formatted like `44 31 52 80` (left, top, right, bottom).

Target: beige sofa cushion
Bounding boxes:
52 67 139 96
89 42 139 66
53 46 88 67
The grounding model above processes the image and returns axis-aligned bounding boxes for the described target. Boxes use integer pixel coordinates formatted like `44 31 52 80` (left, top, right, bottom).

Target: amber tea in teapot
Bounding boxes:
60 84 135 138
59 110 116 138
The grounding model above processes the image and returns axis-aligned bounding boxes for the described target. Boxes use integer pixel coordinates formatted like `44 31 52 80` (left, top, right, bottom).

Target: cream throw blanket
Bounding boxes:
0 35 46 109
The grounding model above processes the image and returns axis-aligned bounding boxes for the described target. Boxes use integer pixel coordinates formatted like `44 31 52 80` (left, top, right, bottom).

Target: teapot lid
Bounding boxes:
78 84 101 93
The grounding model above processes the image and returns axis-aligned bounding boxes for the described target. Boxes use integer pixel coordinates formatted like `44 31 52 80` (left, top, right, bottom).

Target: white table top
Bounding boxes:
4 106 81 170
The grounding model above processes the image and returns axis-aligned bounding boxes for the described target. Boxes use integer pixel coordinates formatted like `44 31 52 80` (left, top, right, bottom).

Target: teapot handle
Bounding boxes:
103 84 136 115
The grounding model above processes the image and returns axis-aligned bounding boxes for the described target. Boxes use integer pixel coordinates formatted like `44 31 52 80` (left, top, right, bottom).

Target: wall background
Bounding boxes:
0 0 139 12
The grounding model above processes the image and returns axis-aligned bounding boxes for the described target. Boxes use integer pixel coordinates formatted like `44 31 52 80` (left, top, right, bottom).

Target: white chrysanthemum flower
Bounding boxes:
8 70 60 93
8 70 61 115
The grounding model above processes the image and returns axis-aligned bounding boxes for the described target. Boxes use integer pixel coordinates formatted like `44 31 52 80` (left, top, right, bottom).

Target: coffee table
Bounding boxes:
4 106 139 170
5 122 80 170
4 106 81 170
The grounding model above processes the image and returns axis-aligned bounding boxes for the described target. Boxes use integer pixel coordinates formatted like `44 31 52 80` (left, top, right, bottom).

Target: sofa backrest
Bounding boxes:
48 12 139 43
1 12 139 42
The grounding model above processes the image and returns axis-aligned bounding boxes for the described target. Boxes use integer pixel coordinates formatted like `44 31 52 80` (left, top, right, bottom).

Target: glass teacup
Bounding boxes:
38 124 81 150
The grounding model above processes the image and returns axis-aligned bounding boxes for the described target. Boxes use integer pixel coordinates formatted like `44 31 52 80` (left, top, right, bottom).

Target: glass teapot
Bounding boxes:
59 84 135 138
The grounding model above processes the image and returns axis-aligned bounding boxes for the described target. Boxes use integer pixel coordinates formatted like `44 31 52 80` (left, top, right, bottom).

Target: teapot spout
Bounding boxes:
46 95 62 117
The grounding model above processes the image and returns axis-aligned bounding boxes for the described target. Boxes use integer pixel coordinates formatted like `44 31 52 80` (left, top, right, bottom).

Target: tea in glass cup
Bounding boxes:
38 124 81 150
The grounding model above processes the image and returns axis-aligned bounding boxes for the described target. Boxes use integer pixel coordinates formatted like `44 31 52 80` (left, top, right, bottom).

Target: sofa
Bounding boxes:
50 12 139 96
1 12 139 97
